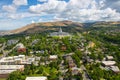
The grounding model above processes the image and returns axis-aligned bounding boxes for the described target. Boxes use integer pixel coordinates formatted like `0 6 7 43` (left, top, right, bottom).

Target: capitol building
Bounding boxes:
50 27 70 38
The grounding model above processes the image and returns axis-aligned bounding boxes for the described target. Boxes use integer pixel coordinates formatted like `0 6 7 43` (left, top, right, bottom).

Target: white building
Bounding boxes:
0 65 24 74
106 56 114 60
0 65 24 70
49 55 58 60
0 55 35 65
7 39 19 46
110 66 120 73
26 76 47 80
102 61 116 66
0 70 16 74
50 27 70 38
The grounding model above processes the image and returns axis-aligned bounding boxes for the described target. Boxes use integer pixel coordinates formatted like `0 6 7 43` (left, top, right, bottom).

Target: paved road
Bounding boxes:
0 43 6 52
80 65 91 80
0 42 16 59
3 46 16 57
0 42 6 59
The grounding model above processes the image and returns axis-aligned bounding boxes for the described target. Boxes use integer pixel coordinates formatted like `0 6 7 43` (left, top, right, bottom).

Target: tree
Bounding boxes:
7 71 25 80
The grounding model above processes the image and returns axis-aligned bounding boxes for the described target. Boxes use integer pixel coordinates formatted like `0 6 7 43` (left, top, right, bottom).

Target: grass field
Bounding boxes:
0 78 6 80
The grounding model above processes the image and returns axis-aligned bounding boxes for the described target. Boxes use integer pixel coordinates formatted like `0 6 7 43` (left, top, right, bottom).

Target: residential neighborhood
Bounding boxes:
0 27 120 80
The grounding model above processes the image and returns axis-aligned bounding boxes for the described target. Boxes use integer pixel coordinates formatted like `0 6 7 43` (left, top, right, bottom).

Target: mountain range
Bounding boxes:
1 20 120 36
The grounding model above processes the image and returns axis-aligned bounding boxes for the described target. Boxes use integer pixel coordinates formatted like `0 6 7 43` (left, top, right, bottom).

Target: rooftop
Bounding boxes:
49 55 58 59
106 56 114 60
110 66 120 73
0 55 35 65
0 70 16 74
102 61 116 66
0 65 24 70
16 43 25 49
26 76 47 80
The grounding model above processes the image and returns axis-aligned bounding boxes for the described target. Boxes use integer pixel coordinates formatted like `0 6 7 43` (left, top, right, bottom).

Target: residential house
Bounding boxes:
16 43 26 53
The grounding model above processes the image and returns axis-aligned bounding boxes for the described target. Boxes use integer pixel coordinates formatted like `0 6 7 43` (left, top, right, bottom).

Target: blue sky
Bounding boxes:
0 0 120 30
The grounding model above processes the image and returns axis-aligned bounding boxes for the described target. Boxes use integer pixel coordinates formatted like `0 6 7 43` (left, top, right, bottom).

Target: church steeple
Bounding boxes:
59 27 62 33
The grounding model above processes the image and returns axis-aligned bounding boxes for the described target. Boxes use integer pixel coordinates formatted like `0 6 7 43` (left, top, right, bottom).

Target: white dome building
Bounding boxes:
50 27 70 38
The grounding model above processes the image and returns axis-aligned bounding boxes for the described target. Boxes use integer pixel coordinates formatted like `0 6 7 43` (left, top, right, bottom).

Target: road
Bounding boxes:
0 42 16 59
80 65 91 80
0 42 6 59
3 46 16 57
0 42 6 52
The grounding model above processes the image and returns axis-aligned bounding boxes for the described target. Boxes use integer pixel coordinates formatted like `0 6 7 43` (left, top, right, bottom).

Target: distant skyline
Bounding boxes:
0 0 120 30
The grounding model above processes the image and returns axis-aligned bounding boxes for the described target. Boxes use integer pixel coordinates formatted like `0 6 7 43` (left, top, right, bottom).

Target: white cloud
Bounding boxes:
6 12 41 19
13 0 27 6
2 5 17 13
37 0 48 2
2 0 28 13
7 13 24 19
29 0 67 13
67 0 93 9
29 0 120 22
38 18 43 22
99 0 105 8
2 0 120 22
103 0 120 12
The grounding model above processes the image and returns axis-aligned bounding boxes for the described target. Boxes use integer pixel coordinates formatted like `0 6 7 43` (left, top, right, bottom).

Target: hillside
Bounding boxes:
9 21 120 35
11 21 83 34
92 21 120 27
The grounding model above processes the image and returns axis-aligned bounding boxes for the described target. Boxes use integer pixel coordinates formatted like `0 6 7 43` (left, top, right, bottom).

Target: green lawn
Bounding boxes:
0 78 6 80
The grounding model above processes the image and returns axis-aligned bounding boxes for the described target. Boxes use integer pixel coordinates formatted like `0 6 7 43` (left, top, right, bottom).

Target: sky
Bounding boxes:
0 0 120 30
